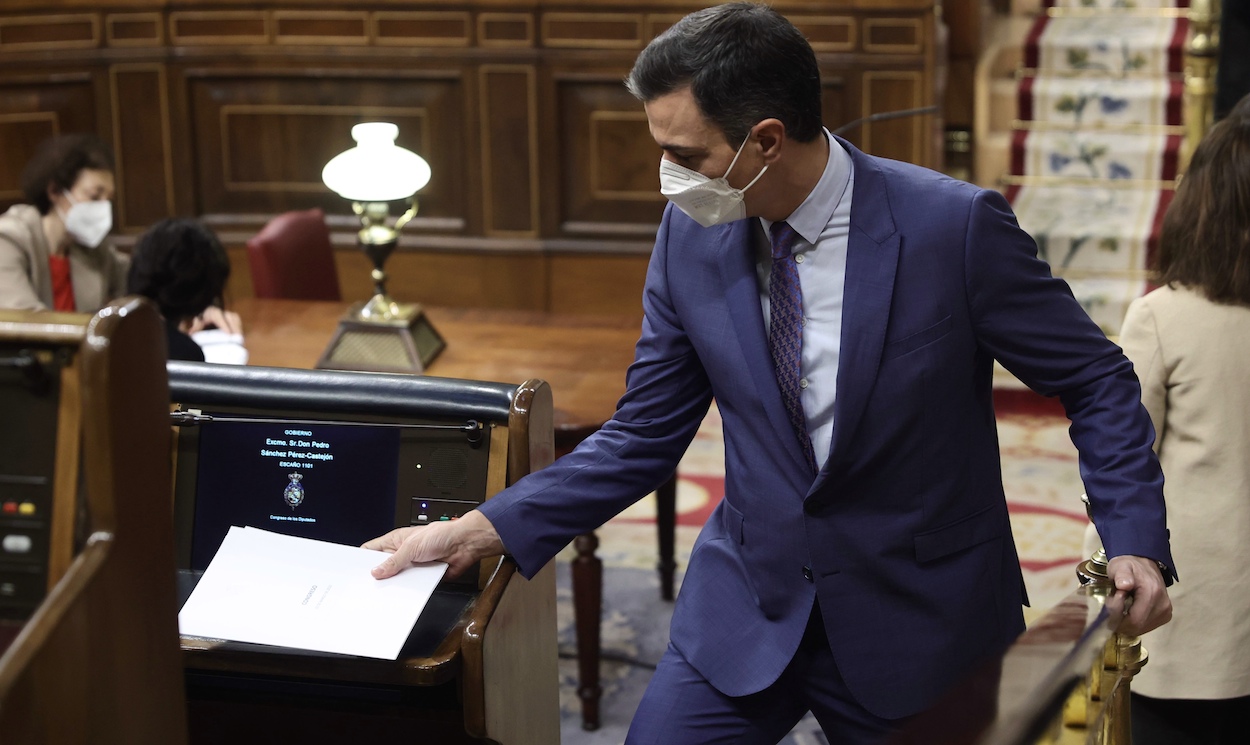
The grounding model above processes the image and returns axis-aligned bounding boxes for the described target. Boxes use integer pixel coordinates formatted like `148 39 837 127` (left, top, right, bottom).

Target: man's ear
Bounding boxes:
753 118 787 164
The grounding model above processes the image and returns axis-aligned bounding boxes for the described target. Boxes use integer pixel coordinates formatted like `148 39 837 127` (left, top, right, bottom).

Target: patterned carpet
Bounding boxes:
555 402 1086 743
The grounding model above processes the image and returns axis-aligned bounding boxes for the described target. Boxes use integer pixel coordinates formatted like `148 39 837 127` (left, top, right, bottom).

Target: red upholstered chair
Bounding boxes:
246 208 342 301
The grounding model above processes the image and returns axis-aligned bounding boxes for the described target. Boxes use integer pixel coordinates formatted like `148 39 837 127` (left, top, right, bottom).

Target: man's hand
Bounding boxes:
1105 554 1172 636
364 510 504 580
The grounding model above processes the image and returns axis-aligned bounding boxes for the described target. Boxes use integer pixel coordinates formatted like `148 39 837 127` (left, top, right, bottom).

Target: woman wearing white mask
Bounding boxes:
0 134 128 312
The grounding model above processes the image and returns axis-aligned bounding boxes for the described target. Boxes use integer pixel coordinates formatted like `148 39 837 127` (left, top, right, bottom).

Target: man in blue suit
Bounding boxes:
367 3 1174 742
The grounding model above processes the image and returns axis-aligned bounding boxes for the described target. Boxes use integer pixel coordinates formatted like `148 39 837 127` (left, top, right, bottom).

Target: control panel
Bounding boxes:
0 347 67 620
410 497 480 526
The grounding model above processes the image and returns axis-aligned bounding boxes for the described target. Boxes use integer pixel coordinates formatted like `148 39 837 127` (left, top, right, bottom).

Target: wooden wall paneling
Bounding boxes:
644 14 683 41
479 64 538 237
0 112 59 206
186 71 467 226
477 13 532 48
794 15 857 53
335 248 547 311
0 14 99 52
163 63 200 219
0 1 943 311
546 252 648 317
272 10 369 46
105 12 162 48
862 17 924 55
373 11 471 48
0 72 98 211
109 63 175 231
168 11 269 46
819 71 852 148
552 72 666 236
224 241 550 313
941 0 979 129
861 70 926 165
541 13 643 50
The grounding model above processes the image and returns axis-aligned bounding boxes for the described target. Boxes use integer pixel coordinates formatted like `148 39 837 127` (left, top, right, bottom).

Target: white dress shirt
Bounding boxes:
758 131 854 470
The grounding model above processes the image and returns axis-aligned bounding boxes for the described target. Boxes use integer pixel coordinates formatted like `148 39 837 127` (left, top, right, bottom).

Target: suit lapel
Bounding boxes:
815 142 900 486
718 219 814 474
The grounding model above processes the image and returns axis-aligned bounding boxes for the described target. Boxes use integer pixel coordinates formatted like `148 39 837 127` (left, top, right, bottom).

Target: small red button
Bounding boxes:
1 502 17 515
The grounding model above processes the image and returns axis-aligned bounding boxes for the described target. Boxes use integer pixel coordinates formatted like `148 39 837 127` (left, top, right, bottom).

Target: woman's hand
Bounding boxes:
188 306 243 336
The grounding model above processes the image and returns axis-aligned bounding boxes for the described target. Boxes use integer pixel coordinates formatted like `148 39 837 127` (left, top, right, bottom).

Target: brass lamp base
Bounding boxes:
315 298 445 374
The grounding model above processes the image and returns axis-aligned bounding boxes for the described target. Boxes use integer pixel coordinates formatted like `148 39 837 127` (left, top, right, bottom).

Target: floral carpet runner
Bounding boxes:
1008 0 1187 334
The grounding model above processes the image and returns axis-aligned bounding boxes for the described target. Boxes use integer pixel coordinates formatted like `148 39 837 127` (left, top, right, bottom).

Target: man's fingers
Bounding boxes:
365 511 502 581
369 527 442 579
1105 589 1127 619
370 553 405 579
361 526 410 552
1104 554 1172 636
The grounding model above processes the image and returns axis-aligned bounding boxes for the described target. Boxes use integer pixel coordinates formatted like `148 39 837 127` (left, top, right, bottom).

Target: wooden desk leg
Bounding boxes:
572 531 602 730
656 473 678 602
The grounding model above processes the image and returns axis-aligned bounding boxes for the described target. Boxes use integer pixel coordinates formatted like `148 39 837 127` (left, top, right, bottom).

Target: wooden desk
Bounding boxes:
232 297 674 730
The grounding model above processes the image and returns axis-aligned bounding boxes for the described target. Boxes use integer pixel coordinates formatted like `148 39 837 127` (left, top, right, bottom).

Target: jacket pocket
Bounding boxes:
882 314 952 361
913 504 1002 563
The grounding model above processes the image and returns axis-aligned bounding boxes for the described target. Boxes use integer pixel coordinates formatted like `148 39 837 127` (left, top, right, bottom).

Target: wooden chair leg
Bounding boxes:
570 473 676 731
655 473 678 601
571 531 602 730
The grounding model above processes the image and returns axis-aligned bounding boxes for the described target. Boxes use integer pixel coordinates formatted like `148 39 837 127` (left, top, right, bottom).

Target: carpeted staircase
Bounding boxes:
977 0 1193 335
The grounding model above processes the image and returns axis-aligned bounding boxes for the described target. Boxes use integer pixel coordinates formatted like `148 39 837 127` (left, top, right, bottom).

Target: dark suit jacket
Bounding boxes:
477 137 1172 719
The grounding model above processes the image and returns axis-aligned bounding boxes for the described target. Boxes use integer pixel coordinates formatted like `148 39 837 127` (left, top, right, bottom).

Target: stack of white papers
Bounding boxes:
178 526 448 660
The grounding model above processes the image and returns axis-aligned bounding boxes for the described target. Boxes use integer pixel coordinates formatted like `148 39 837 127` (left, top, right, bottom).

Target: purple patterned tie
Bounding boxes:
768 221 817 472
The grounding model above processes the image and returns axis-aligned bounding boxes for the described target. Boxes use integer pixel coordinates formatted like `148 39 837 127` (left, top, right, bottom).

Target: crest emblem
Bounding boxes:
283 473 305 509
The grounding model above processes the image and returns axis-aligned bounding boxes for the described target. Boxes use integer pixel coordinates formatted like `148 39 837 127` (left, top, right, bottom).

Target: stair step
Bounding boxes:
1010 129 1181 181
1019 76 1182 127
1007 184 1174 334
1025 15 1186 75
1044 0 1188 10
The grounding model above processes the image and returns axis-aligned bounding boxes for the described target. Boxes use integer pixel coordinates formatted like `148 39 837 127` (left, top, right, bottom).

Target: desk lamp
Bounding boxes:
315 122 445 373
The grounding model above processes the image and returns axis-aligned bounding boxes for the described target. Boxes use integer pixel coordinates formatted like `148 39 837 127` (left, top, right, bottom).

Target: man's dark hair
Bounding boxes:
19 134 116 215
127 219 231 322
1156 92 1250 305
625 2 823 145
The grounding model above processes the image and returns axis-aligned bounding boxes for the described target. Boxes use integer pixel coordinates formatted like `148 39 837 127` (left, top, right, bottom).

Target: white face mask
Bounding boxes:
658 135 768 228
59 193 113 249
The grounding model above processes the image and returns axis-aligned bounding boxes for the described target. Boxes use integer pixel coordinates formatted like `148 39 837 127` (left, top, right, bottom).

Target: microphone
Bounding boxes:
831 105 939 136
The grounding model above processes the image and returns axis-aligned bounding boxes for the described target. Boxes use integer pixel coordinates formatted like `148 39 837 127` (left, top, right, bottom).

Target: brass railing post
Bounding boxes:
1076 495 1149 745
1182 0 1221 170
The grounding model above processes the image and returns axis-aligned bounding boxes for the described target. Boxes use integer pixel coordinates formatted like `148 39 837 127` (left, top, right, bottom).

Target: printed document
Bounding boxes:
178 526 447 659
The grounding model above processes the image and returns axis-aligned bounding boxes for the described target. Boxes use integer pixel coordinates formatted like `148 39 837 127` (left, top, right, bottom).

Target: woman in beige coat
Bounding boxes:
1089 94 1250 744
0 134 128 313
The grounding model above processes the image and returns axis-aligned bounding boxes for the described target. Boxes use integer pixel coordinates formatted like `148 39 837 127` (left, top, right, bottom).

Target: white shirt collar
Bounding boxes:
760 129 853 249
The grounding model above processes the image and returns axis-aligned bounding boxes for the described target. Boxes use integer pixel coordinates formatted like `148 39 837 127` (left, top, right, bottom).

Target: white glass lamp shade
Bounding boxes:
321 122 431 202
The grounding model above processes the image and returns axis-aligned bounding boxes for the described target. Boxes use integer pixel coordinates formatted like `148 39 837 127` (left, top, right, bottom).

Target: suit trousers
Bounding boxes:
626 604 906 745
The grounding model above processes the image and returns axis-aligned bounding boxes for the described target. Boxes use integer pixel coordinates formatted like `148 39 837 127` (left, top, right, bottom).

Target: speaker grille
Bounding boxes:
427 448 468 489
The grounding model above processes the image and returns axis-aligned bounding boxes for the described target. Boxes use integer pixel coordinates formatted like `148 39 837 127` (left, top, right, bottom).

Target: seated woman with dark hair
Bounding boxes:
127 218 245 363
0 133 128 312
